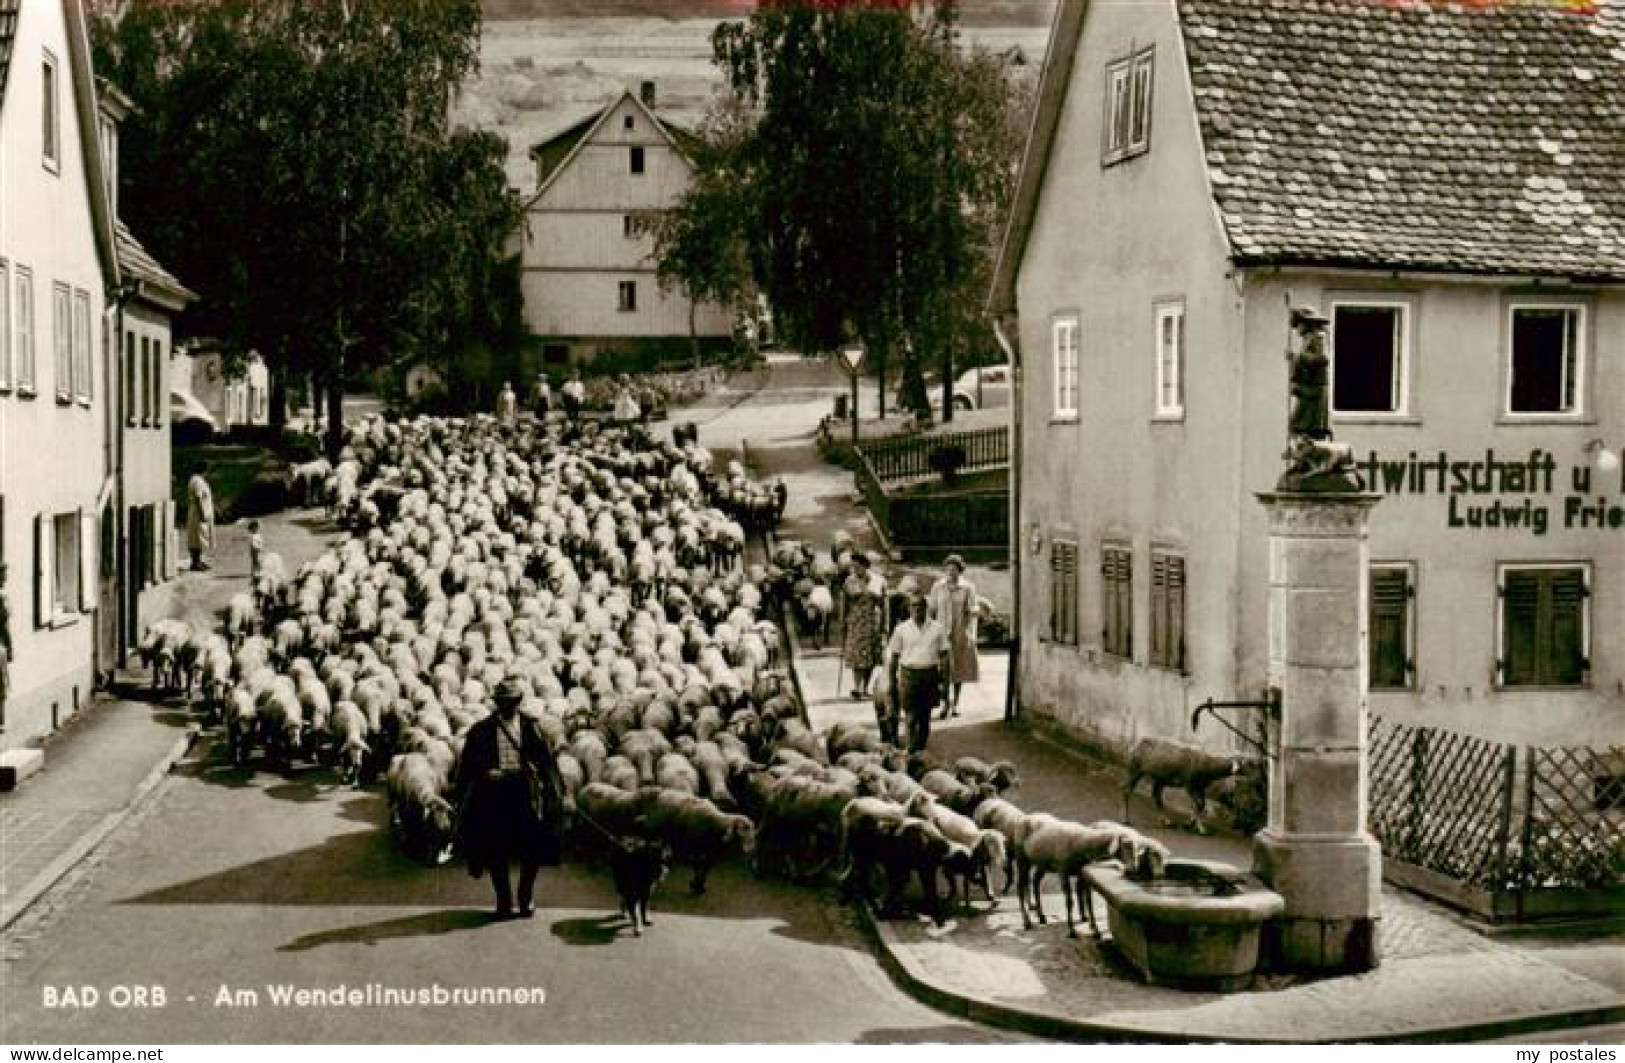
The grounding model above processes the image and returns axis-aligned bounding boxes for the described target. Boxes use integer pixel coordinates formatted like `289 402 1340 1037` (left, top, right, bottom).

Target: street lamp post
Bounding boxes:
840 345 864 445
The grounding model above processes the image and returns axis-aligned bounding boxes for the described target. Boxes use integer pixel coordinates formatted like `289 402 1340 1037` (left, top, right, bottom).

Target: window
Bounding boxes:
42 52 60 171
1050 538 1078 646
99 113 118 213
16 267 35 392
1102 543 1133 659
630 146 645 174
139 337 151 424
623 114 635 131
1507 304 1584 415
1369 563 1415 690
125 331 137 426
624 214 638 239
151 339 163 426
47 512 82 619
1498 564 1589 688
1149 550 1186 672
53 283 71 402
1154 302 1184 418
1332 302 1408 415
618 280 637 312
1103 48 1154 164
72 288 91 401
0 259 10 390
1052 316 1078 419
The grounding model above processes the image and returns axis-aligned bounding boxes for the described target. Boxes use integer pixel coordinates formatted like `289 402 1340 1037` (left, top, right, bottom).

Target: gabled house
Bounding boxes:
1 0 120 747
990 0 1623 754
517 81 732 371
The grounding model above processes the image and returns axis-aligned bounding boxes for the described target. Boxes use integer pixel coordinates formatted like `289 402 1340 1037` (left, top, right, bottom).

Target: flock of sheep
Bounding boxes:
138 404 1179 937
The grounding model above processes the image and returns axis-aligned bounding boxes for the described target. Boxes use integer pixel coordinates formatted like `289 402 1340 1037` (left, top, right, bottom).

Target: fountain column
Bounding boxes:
1252 308 1382 973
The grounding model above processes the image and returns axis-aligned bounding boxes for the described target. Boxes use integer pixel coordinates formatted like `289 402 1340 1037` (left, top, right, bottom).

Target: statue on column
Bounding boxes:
1279 307 1364 493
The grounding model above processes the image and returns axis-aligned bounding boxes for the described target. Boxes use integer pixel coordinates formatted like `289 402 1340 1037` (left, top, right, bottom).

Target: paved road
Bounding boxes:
0 359 1026 1045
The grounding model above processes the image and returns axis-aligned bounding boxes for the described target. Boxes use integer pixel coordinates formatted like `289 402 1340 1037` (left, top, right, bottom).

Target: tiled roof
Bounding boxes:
0 0 20 102
1180 0 1625 280
115 220 197 305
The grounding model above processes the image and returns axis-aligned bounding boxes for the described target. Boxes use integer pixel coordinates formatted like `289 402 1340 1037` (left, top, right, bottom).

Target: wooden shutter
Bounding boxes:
1369 567 1411 689
1500 570 1541 685
1548 568 1588 685
1149 554 1166 665
79 510 96 612
1102 547 1132 657
35 513 53 627
161 501 174 580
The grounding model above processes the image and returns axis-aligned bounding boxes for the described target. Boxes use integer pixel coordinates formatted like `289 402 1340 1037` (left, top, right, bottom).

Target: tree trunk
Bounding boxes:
324 379 345 465
268 363 289 432
941 339 954 424
690 299 701 371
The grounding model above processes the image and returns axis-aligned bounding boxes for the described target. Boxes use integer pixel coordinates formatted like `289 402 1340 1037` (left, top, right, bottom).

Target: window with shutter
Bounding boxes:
1369 563 1414 690
1150 551 1186 671
1500 565 1589 687
79 511 96 612
1050 539 1078 646
36 513 53 627
1102 544 1133 659
54 512 79 616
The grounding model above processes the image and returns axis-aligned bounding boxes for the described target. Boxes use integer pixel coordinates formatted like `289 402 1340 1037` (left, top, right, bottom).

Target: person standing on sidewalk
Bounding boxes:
928 554 979 719
186 463 216 572
562 370 586 422
454 676 566 920
886 595 949 754
496 381 519 428
841 552 888 702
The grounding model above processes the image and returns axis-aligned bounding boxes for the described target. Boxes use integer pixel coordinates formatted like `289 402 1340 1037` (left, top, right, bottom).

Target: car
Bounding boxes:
930 364 1011 411
170 389 219 444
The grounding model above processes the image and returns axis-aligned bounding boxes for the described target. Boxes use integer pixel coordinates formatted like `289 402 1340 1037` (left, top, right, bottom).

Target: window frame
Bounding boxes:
1052 315 1079 421
124 330 138 426
1148 548 1186 673
618 280 638 313
42 51 60 173
16 267 36 394
1496 562 1590 690
1329 298 1412 419
1101 542 1134 660
1504 302 1587 420
629 146 646 175
1368 561 1416 691
53 282 72 403
1102 46 1154 166
52 511 81 621
1153 301 1185 420
151 338 164 428
1049 537 1079 647
72 287 92 403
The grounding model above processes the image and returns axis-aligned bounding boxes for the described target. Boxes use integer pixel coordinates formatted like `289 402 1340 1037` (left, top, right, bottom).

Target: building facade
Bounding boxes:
517 83 732 370
991 0 1624 755
0 0 120 748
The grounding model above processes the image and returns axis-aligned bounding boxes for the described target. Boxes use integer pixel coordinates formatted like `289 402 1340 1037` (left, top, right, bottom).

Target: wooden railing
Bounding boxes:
856 425 1009 484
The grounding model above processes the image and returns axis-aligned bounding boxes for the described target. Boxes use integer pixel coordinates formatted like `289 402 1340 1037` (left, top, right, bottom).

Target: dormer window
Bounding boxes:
624 115 634 131
1103 47 1153 166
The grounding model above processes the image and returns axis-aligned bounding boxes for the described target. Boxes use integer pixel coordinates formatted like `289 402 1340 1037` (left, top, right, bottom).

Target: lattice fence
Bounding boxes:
1369 717 1625 893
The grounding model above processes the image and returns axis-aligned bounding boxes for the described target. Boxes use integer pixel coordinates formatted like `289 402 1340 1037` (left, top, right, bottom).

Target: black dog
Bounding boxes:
611 838 670 937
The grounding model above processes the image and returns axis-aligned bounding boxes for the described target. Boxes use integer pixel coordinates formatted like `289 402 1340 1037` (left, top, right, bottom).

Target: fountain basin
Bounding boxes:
1085 858 1285 991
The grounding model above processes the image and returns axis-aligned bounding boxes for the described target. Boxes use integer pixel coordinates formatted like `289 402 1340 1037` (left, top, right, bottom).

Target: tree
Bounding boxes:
693 0 1025 419
92 0 519 459
636 100 757 369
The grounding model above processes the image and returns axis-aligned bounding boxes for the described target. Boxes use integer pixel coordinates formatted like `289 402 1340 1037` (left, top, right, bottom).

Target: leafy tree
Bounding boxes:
92 0 519 459
689 0 1025 419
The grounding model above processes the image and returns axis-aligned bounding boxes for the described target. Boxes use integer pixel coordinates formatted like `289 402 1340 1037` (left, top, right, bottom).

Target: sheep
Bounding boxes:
619 728 671 786
953 756 1020 794
919 769 997 816
385 753 456 866
973 799 1058 895
638 789 755 895
1017 820 1124 936
224 687 260 766
329 700 371 785
1122 737 1264 835
908 793 1009 905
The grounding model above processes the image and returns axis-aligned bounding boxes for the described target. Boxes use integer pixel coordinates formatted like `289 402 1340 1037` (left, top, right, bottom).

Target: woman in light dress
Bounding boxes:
927 554 979 718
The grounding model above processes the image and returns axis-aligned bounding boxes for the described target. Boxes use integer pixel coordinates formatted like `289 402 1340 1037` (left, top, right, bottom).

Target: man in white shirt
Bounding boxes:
886 595 950 753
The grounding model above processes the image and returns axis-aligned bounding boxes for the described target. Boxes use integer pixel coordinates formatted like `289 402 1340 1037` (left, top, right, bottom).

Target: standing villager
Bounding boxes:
496 381 519 428
612 376 641 425
927 554 979 719
841 552 888 701
186 463 216 572
533 375 553 420
247 518 265 583
562 370 586 422
886 595 950 753
454 676 566 919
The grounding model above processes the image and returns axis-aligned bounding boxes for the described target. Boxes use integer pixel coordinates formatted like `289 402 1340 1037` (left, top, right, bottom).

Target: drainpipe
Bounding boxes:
992 313 1020 722
106 280 138 670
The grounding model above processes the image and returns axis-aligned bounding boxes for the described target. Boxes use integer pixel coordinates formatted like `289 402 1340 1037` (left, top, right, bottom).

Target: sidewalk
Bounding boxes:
0 508 341 933
748 386 1625 1044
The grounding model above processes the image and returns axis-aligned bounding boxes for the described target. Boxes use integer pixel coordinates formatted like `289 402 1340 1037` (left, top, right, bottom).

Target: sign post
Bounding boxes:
840 345 865 446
